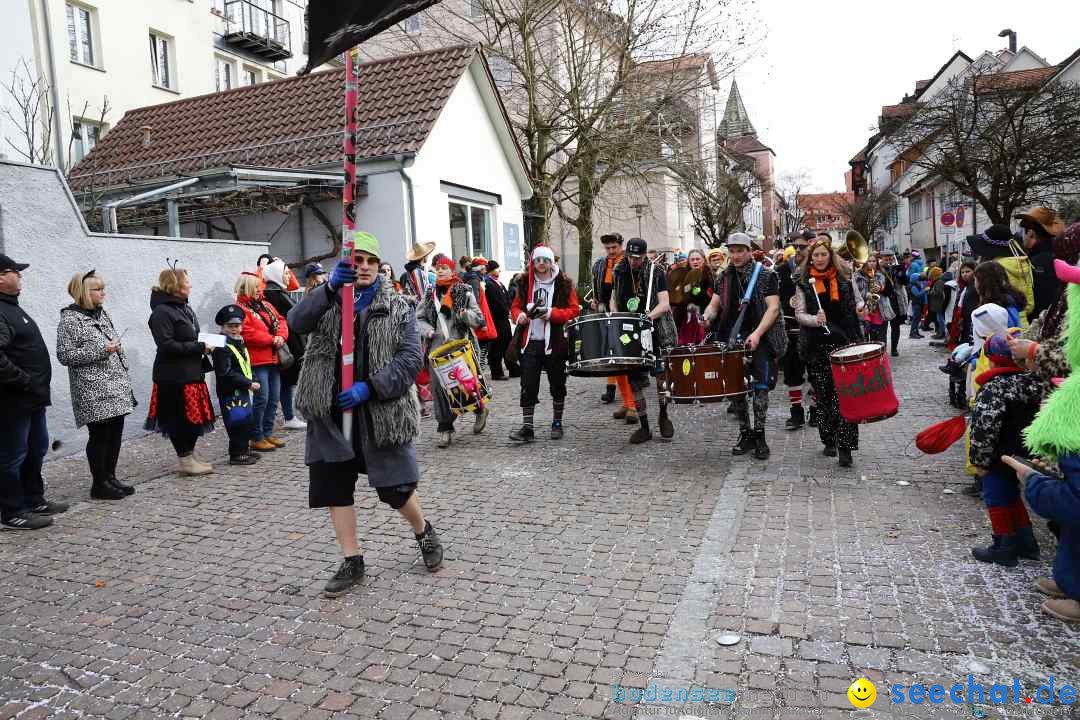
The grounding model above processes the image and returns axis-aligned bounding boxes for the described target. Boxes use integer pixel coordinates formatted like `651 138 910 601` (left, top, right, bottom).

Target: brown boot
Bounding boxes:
1041 598 1080 622
1035 578 1067 599
613 407 628 420
625 409 638 425
251 439 277 452
266 436 286 448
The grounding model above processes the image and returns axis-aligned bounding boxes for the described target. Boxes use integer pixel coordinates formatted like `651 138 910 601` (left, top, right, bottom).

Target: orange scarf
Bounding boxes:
436 276 458 312
604 252 623 285
810 266 840 303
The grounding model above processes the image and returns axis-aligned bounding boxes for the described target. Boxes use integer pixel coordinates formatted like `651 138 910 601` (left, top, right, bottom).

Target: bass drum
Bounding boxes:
662 343 748 403
829 341 899 423
566 312 655 377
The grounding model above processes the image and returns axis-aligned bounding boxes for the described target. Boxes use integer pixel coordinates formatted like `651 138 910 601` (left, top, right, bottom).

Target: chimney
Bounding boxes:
140 125 153 147
998 28 1017 53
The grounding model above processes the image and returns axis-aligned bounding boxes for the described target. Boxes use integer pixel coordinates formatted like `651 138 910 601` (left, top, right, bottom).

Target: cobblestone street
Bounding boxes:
2 335 1079 720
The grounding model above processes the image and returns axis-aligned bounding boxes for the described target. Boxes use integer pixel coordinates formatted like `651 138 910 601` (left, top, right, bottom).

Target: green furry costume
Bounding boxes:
1024 283 1080 460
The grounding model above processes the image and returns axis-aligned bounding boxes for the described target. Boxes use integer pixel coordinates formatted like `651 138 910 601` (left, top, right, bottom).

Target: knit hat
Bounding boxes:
263 259 287 288
435 257 457 271
353 231 381 260
470 256 488 268
971 303 1010 350
215 304 245 325
929 266 943 282
532 245 555 263
707 247 727 259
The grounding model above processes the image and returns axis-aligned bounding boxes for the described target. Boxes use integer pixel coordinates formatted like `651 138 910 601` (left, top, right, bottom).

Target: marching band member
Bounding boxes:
610 238 674 443
591 233 636 420
417 257 488 448
777 231 812 430
289 233 443 598
707 247 727 275
703 233 786 459
793 237 865 467
508 246 580 442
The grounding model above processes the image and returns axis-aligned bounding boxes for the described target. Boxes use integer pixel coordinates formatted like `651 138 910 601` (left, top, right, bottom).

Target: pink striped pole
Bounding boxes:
340 47 358 441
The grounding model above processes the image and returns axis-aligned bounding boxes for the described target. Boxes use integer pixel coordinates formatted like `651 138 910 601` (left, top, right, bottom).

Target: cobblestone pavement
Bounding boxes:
1 334 1078 720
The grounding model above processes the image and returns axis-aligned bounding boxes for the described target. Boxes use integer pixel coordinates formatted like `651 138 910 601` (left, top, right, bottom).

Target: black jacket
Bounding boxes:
484 277 512 332
0 293 51 411
147 290 207 384
212 337 254 397
263 281 305 385
1028 243 1060 322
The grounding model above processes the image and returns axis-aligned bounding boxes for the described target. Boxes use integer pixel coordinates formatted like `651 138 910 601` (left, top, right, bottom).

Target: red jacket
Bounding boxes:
238 297 289 367
510 270 580 356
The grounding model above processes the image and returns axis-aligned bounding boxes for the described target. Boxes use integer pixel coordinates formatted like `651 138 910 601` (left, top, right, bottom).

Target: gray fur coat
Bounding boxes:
289 282 422 487
55 305 136 427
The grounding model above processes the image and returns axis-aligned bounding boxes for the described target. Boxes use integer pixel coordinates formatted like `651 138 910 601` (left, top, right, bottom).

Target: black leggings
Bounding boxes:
169 431 198 458
87 415 126 483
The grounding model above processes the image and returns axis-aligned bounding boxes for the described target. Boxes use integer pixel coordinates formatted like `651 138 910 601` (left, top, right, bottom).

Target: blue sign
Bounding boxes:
503 223 522 271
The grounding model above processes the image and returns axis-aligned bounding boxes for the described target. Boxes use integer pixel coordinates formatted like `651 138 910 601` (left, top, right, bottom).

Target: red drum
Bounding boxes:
829 342 899 424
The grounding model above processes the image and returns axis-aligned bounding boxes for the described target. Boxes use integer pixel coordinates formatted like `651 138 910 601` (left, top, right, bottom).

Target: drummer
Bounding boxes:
703 232 786 460
792 236 865 467
590 233 636 421
509 246 580 442
610 237 674 444
777 230 815 430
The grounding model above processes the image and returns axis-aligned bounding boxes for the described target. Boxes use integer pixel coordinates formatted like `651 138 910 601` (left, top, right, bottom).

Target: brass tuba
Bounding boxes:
836 230 870 264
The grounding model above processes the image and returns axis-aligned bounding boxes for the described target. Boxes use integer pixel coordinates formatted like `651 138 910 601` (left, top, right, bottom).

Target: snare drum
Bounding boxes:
662 343 749 403
429 339 491 416
566 312 655 377
829 341 899 423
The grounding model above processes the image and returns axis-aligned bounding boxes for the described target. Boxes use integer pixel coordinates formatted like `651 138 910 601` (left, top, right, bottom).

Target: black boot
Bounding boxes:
108 475 135 496
416 521 444 571
971 534 1018 567
1014 525 1040 560
807 406 819 427
838 447 853 467
785 405 805 430
601 385 616 404
752 431 770 460
629 416 652 444
91 479 125 501
323 555 365 597
732 429 755 456
658 406 674 439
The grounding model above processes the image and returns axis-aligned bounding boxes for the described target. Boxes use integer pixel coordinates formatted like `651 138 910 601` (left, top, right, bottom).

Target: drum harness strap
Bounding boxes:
728 261 763 346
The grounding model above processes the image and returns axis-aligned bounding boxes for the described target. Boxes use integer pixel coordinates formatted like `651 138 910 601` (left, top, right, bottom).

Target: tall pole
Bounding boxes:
340 47 359 442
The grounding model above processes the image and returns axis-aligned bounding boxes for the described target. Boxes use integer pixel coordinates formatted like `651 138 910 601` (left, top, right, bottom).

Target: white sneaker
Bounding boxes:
283 418 307 430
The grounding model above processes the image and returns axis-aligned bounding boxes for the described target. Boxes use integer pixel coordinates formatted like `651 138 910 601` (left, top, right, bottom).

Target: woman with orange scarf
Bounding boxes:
793 237 865 467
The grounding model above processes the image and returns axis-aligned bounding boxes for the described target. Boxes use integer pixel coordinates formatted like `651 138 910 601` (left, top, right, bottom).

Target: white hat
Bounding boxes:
972 303 1009 348
532 245 555 262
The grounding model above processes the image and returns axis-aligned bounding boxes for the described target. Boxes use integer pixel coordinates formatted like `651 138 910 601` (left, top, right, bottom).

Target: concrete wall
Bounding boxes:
0 160 266 458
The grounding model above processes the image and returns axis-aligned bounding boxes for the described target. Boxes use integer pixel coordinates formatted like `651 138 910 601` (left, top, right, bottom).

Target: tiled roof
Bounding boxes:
724 135 772 155
881 103 918 119
70 45 479 190
718 79 755 139
974 66 1058 92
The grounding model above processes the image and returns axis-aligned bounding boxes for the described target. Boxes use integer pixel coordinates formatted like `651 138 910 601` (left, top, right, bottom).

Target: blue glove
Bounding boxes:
337 381 371 409
329 260 358 290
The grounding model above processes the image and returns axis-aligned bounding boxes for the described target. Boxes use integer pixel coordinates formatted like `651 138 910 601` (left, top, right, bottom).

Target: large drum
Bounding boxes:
566 312 655 377
429 339 491 416
829 342 899 423
662 343 748 404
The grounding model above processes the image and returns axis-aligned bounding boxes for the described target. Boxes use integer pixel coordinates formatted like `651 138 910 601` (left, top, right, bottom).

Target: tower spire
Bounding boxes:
718 79 756 139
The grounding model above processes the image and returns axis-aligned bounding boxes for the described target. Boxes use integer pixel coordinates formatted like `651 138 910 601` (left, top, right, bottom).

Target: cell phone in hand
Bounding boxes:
1007 455 1062 481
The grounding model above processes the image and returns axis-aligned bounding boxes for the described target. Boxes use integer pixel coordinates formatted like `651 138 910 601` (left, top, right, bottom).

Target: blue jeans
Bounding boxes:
280 380 295 421
0 409 48 520
251 365 281 440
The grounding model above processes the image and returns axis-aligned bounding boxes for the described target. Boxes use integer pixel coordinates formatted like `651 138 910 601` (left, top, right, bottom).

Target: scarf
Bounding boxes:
241 296 278 335
604 253 622 285
436 276 459 312
354 277 382 316
810 266 840 303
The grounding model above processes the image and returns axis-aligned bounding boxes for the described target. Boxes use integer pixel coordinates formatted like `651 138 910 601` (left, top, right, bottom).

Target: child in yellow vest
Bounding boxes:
213 305 261 465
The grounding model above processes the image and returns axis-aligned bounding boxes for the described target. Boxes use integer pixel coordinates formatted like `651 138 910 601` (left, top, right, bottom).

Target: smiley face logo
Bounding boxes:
847 678 876 708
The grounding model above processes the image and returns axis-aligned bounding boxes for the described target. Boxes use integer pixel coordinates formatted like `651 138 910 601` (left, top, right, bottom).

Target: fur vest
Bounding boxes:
295 283 419 448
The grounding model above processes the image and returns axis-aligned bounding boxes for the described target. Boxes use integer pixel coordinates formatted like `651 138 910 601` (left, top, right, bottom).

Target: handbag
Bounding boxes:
504 325 527 366
276 343 295 370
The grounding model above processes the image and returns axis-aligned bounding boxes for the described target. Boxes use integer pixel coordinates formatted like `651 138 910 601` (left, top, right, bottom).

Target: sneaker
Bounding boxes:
509 426 535 442
251 439 277 452
266 436 286 448
2 513 52 530
1035 577 1066 599
550 422 564 440
437 431 452 448
323 556 365 598
731 429 755 456
282 418 307 430
229 454 259 466
473 406 489 435
416 521 444 571
1041 598 1080 623
108 476 135 496
26 500 69 515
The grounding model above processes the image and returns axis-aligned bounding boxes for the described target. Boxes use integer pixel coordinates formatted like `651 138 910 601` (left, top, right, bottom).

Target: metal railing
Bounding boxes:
223 0 291 54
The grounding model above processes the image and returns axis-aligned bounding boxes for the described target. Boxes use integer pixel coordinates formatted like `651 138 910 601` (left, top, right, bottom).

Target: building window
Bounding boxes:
215 56 235 91
71 118 102 163
468 0 485 18
242 66 259 86
66 3 95 66
403 14 422 33
488 56 513 90
909 196 923 222
449 201 492 260
149 32 174 89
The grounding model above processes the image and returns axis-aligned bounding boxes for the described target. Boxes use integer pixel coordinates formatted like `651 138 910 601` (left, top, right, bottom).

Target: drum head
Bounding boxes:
830 342 884 364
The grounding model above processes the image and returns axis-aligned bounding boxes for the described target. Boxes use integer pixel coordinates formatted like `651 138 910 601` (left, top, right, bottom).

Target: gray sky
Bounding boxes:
729 0 1080 192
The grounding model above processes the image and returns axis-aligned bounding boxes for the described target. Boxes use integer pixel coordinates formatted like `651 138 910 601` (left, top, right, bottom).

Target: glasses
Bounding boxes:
534 257 552 264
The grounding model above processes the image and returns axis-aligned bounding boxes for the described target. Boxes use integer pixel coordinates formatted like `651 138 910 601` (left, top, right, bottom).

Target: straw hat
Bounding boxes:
406 241 436 262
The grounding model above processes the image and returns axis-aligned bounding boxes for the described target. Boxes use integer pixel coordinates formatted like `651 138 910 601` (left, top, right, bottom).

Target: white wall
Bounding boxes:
0 0 40 164
0 160 267 457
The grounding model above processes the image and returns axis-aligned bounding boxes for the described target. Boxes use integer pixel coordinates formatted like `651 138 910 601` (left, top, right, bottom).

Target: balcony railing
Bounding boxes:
222 0 291 61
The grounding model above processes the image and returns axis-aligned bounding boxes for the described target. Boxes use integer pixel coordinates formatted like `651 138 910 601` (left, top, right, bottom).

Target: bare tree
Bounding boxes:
774 168 812 233
890 69 1080 224
829 188 895 245
2 58 54 166
66 96 111 172
669 155 761 248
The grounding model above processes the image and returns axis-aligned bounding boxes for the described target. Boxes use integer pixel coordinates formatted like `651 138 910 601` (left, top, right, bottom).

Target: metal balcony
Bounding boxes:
222 0 292 61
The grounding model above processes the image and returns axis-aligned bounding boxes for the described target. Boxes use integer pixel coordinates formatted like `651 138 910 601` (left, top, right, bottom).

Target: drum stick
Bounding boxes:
811 287 832 335
644 263 655 316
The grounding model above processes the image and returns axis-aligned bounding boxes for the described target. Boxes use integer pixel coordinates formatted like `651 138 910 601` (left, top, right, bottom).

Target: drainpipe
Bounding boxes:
38 0 65 168
395 154 417 248
298 203 306 260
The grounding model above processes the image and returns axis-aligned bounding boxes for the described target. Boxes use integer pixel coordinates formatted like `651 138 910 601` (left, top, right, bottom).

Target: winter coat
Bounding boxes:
211 337 254 398
238 295 289 367
484 275 513 339
1028 243 1060 323
885 265 910 318
794 271 864 362
509 270 580 358
417 282 484 361
263 281 305 385
967 371 1040 473
0 292 51 412
55 305 136 427
147 290 207 385
1025 454 1080 601
289 281 422 486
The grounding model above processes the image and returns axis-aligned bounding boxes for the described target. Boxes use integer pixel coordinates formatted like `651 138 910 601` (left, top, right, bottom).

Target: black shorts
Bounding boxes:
308 458 417 509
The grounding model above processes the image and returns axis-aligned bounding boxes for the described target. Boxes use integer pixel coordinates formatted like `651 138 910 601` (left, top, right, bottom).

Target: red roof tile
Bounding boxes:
881 103 918 119
70 45 479 190
974 66 1058 92
723 135 773 155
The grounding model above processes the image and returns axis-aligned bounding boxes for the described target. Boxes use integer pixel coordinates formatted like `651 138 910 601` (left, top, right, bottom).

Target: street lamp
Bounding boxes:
630 203 646 237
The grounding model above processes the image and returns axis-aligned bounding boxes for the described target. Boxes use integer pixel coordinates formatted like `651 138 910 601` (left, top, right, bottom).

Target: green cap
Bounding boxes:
353 231 381 260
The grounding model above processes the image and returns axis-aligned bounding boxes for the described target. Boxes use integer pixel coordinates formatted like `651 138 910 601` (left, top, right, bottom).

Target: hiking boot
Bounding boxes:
437 431 452 448
752 431 770 460
229 454 259 466
416 521 444 571
108 476 135 496
1041 598 1080 623
473 406 489 435
2 513 52 530
601 385 616 404
838 448 853 467
1035 577 1066 598
625 409 639 425
177 455 213 476
323 556 365 598
91 481 125 500
658 409 674 439
266 436 286 448
550 422 564 440
785 405 805 430
822 444 837 457
613 406 629 420
26 500 69 515
807 406 819 427
251 439 277 452
1014 525 1040 560
509 426 535 442
971 534 1018 567
629 426 652 444
732 429 755 456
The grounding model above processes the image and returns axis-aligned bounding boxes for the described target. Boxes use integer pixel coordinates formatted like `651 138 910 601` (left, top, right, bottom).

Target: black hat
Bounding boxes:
0 254 29 274
800 229 816 241
967 224 1015 260
626 237 647 257
304 262 326 278
215 304 246 325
